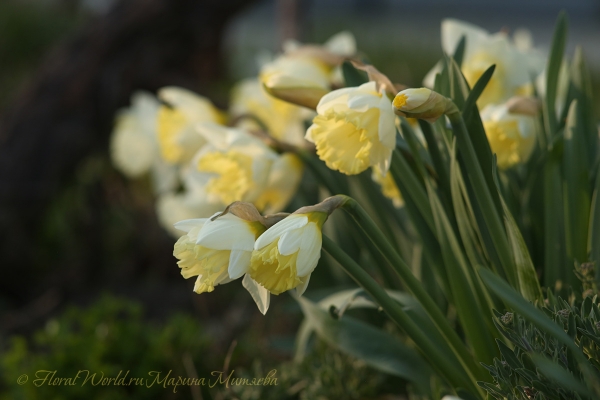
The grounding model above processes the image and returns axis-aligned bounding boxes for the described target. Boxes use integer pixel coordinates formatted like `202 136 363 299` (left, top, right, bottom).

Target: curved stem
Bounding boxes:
445 107 517 287
336 195 487 382
322 235 483 397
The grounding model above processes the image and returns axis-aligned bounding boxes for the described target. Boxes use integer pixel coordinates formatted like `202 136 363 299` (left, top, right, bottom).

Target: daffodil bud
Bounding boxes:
262 84 329 111
392 88 450 122
260 56 331 109
305 81 396 175
259 32 357 110
249 196 343 296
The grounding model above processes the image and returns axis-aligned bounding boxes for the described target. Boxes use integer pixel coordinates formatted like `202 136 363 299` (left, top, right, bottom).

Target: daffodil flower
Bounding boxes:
185 123 278 205
157 87 224 165
173 203 272 314
183 123 303 214
110 91 178 194
260 31 356 109
305 81 396 175
253 153 305 215
481 102 537 169
423 19 545 108
249 212 326 296
248 197 343 296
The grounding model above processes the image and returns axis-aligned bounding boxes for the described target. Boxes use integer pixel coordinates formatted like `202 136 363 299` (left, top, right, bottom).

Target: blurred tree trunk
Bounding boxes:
0 0 257 311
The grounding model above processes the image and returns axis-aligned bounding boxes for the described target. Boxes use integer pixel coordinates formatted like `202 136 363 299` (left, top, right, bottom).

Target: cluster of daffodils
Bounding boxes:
423 19 546 169
110 32 372 235
173 199 341 314
119 15 600 400
111 86 307 237
111 20 550 307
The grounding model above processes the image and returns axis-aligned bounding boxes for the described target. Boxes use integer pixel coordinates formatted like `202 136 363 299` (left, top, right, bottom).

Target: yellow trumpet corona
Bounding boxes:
249 212 327 295
481 103 536 169
305 81 396 175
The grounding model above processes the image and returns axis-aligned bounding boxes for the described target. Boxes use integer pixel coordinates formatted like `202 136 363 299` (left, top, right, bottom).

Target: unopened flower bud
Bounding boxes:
392 88 450 122
262 84 329 110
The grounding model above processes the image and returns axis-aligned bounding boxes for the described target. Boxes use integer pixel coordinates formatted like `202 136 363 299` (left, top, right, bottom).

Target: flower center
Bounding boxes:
483 119 532 169
249 241 305 295
197 150 255 204
157 106 188 163
309 108 380 175
393 94 408 109
174 235 232 294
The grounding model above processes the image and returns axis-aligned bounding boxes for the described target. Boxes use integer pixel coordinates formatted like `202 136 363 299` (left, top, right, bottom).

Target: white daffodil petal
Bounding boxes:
316 88 353 114
158 86 220 124
369 142 392 175
242 274 270 315
254 215 308 250
256 153 304 214
347 93 381 111
196 214 256 251
173 218 209 233
324 31 356 56
441 18 488 56
377 96 396 149
278 228 304 256
295 273 311 296
296 222 322 276
228 249 252 279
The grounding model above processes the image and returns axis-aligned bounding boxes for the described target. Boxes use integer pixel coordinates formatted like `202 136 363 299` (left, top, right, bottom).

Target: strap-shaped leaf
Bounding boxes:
564 100 591 276
462 64 495 121
453 35 467 67
479 268 599 396
589 163 600 269
296 295 433 394
544 11 569 137
543 154 567 288
427 177 498 364
531 355 594 399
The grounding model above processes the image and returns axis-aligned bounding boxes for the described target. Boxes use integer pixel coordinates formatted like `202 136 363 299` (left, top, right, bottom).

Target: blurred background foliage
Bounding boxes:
1 0 600 398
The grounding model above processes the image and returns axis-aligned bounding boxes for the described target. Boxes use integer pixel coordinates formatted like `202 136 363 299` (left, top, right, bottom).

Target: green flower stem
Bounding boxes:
337 195 487 383
445 106 518 287
322 235 483 397
299 151 401 288
390 148 436 232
